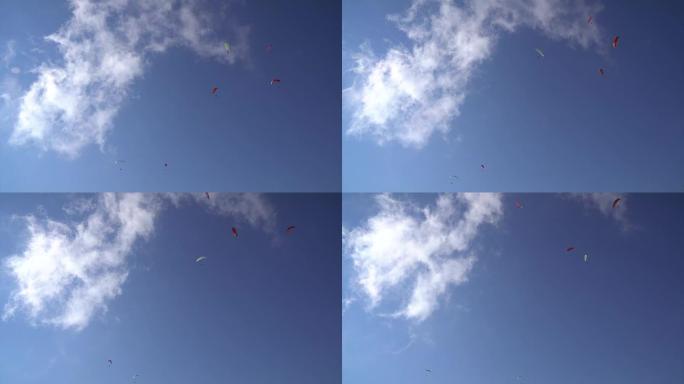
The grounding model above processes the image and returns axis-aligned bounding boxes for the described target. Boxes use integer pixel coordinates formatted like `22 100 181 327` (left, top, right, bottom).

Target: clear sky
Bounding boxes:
0 0 341 192
343 0 684 192
343 193 683 383
0 193 341 383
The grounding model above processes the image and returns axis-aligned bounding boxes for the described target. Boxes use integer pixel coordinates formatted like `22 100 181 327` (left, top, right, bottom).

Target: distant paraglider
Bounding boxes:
535 48 545 58
224 41 231 55
598 68 605 76
205 192 211 200
211 86 219 95
515 200 523 209
587 15 593 24
108 359 113 367
286 225 296 234
231 227 238 238
566 246 576 252
270 78 281 85
612 197 622 208
612 35 620 48
584 253 589 263
195 256 207 263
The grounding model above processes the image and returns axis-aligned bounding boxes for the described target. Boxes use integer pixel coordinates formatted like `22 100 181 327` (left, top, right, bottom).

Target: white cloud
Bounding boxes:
344 0 603 148
2 193 161 330
9 0 249 157
2 193 273 331
344 193 502 322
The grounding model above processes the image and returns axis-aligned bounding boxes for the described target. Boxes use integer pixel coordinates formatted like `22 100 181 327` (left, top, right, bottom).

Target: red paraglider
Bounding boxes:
515 200 523 209
587 16 593 24
211 86 219 95
612 197 622 208
231 227 238 238
612 36 620 48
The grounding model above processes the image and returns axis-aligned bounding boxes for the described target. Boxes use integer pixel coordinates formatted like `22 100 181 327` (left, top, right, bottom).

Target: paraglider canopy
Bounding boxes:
270 78 281 85
535 48 544 57
211 86 219 95
195 256 207 263
599 68 605 76
231 227 238 238
612 35 620 48
224 41 230 54
612 197 622 208
587 15 593 24
205 192 211 200
566 246 576 252
515 200 523 209
286 225 296 233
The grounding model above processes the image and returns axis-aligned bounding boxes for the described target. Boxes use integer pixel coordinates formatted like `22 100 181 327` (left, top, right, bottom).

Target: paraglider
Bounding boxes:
515 200 523 209
211 86 219 95
286 225 296 234
224 41 231 54
205 192 211 200
612 197 622 208
584 254 589 263
132 374 140 381
195 256 207 263
599 68 605 76
164 162 168 167
566 246 576 252
535 48 545 58
231 227 238 238
587 15 593 24
425 369 432 373
612 35 620 48
270 78 281 85
108 359 113 366
480 164 486 169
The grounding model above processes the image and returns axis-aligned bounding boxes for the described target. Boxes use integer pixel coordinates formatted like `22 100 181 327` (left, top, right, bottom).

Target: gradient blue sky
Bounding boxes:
343 193 683 383
0 193 341 384
0 1 340 192
343 0 684 192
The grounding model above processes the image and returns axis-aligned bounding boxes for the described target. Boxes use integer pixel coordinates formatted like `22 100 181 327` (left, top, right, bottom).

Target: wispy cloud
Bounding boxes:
568 192 629 228
9 0 249 157
2 40 17 67
344 193 502 322
344 0 603 148
2 193 273 331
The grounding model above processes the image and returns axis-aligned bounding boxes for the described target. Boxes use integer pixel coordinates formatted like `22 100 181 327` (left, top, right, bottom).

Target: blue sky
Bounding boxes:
0 0 341 192
343 193 683 383
343 0 684 192
0 193 341 383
